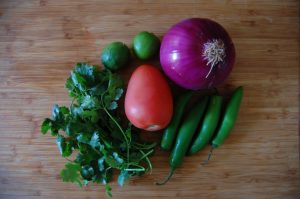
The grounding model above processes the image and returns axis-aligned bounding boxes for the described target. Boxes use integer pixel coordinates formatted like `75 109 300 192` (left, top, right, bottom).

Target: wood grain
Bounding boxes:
0 0 299 198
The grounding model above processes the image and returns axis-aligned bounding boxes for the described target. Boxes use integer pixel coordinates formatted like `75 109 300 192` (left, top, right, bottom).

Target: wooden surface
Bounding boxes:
0 0 299 198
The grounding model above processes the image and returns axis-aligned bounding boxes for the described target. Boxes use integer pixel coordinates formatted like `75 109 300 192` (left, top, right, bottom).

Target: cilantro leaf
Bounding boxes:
81 110 99 123
60 106 69 114
108 72 123 91
112 152 124 164
51 105 69 126
52 104 60 120
107 101 118 110
105 155 123 169
75 63 96 79
71 71 87 92
114 88 123 101
65 77 75 91
66 121 83 136
76 133 90 144
80 165 94 180
70 104 83 117
41 118 51 134
75 151 98 165
89 83 107 96
78 142 89 154
56 135 72 157
98 157 105 172
89 132 100 148
102 72 124 110
83 180 90 186
118 170 130 187
105 184 112 197
80 95 100 109
56 135 65 155
51 128 59 136
61 162 83 187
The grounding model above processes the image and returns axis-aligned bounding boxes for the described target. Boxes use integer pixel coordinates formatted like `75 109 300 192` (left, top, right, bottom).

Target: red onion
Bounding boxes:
160 18 235 90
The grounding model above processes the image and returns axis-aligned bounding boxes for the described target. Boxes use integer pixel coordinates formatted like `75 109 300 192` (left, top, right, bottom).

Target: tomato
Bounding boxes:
125 65 173 131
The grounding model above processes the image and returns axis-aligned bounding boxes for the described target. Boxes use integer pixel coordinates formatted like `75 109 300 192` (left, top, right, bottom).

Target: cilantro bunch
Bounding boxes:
41 63 156 197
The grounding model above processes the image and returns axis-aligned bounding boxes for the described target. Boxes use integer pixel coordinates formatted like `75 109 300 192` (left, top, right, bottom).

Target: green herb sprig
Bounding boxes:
41 63 156 197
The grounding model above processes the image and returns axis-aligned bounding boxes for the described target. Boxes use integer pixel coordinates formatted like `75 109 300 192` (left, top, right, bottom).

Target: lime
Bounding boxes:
101 42 130 71
132 31 160 60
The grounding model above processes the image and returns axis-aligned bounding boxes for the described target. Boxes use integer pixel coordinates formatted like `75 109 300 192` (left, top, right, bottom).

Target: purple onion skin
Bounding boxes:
160 18 235 90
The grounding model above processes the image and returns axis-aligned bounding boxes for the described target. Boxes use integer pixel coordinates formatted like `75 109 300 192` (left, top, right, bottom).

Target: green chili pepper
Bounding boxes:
156 96 208 185
205 86 244 163
188 95 223 155
161 92 193 151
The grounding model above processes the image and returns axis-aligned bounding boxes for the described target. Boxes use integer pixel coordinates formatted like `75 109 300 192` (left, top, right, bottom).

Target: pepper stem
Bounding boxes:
202 145 215 165
156 168 174 185
213 87 219 95
203 39 226 78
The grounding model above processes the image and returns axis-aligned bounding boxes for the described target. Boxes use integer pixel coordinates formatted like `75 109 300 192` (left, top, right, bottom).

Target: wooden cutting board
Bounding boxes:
0 0 299 198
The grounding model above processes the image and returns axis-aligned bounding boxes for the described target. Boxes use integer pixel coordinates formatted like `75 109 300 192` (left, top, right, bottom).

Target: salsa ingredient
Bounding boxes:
101 42 130 71
41 63 156 197
205 86 244 163
157 97 208 185
133 31 160 60
188 95 223 155
160 91 193 151
160 18 235 90
125 65 173 131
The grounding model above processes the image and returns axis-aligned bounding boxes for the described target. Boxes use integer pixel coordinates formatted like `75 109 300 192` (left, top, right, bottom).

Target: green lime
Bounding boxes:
101 42 130 71
132 31 160 60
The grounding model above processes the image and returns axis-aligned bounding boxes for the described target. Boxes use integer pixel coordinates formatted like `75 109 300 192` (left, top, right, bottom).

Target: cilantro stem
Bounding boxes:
105 167 112 176
138 149 153 173
138 149 153 162
70 98 75 107
124 168 145 172
133 142 157 150
124 163 146 172
64 157 73 162
92 148 101 155
103 107 130 162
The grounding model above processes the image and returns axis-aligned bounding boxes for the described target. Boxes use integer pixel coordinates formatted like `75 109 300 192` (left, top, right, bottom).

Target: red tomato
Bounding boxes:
125 65 173 131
